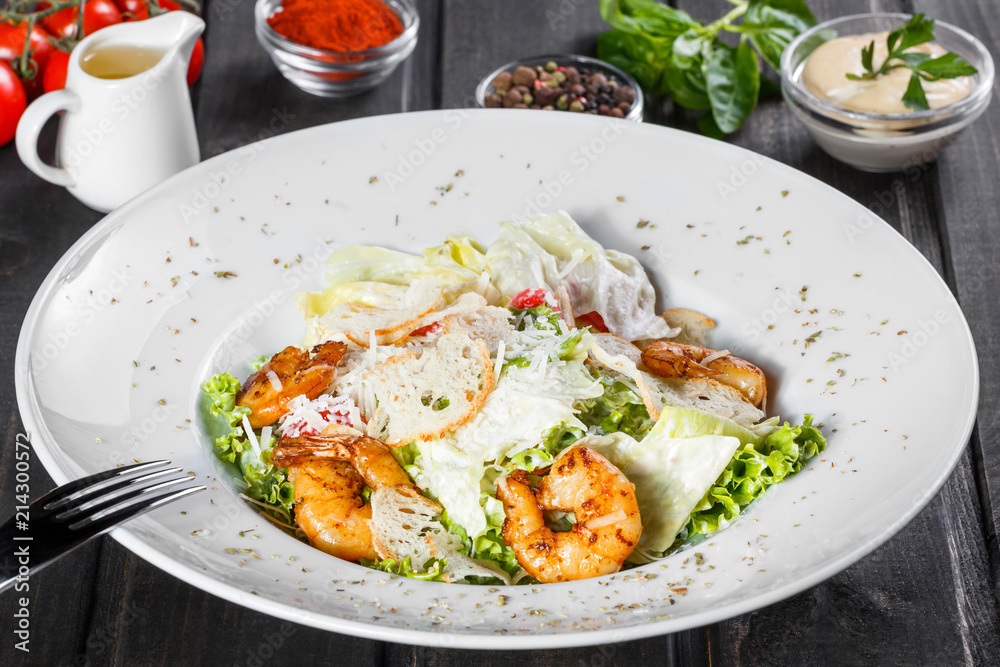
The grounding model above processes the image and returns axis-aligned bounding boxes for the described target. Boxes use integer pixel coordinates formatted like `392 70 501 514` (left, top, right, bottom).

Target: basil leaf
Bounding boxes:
599 0 699 39
671 28 707 70
596 29 671 95
706 41 760 134
918 52 978 79
663 65 710 109
902 71 931 111
697 112 726 139
742 0 817 71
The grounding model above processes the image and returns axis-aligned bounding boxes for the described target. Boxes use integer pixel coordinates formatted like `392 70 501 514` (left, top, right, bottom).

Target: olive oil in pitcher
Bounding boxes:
80 45 166 79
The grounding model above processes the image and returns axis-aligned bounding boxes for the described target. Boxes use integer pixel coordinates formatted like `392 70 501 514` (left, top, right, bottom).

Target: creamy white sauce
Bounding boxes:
802 31 973 114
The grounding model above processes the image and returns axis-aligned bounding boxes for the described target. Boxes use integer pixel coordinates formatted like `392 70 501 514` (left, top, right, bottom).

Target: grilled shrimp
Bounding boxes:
496 445 642 583
641 340 767 407
272 428 414 561
236 341 347 428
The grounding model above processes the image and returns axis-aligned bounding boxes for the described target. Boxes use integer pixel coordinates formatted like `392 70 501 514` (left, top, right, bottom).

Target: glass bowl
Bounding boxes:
781 13 993 172
254 0 419 98
475 54 644 122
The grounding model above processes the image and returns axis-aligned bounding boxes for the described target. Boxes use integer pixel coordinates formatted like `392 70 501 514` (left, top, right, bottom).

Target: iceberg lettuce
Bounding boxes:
485 212 678 341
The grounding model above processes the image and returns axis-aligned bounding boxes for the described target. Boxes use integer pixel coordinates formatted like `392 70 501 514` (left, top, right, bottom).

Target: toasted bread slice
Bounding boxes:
649 376 764 428
592 332 642 365
317 279 444 347
661 308 716 346
370 486 510 584
366 332 494 446
441 306 515 354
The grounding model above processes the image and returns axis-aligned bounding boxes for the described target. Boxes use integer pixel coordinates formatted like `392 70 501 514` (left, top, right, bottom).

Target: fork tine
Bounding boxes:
53 473 190 522
68 484 206 534
39 460 174 511
46 466 185 518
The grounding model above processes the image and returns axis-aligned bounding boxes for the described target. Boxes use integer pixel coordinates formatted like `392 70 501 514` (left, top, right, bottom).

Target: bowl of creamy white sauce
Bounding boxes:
781 13 993 172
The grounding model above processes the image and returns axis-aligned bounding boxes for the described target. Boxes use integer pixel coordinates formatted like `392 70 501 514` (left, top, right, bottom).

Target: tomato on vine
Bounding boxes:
0 60 27 146
113 0 181 22
39 0 122 40
42 49 70 93
0 20 56 99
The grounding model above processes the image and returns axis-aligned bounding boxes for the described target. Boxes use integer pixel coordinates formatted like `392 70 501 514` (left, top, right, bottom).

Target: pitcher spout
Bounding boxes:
153 11 206 65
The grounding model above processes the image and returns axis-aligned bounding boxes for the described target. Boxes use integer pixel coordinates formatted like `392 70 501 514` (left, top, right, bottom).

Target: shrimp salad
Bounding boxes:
201 212 826 585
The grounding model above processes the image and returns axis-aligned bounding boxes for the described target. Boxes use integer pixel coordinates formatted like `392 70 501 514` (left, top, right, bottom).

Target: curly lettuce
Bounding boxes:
200 372 294 516
684 415 826 540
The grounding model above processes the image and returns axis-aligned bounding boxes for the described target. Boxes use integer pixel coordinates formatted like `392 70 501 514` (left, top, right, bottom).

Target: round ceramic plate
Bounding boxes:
16 110 978 649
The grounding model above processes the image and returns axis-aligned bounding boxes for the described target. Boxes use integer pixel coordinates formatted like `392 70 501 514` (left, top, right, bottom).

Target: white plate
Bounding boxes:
16 110 978 649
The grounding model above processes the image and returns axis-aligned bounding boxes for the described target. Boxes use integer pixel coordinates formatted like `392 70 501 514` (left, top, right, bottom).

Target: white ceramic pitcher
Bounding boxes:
16 12 204 212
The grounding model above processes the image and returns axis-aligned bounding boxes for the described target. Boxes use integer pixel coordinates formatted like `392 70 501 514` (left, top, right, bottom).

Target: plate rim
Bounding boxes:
14 109 980 649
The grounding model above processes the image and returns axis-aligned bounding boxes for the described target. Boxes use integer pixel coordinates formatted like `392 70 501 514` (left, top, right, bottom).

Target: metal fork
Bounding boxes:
0 460 205 594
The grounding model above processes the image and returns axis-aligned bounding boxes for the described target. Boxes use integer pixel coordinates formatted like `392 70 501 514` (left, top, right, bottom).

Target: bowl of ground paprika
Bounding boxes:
255 0 418 97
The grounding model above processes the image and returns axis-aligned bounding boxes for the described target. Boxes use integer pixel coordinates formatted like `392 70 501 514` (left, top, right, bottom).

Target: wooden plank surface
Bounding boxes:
1 0 998 664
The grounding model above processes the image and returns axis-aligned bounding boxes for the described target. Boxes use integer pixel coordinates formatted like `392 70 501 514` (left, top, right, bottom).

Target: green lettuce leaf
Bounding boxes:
684 415 826 541
577 374 656 440
359 556 448 581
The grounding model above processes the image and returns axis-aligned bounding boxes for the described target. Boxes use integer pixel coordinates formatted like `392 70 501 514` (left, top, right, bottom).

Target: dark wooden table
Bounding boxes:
2 0 999 664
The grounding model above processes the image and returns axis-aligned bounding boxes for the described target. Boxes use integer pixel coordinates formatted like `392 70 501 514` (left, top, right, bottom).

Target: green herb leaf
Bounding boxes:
741 0 817 71
596 29 672 95
599 0 699 38
902 71 931 111
918 52 978 79
894 13 936 52
662 65 711 109
671 28 708 70
861 40 875 73
706 41 760 134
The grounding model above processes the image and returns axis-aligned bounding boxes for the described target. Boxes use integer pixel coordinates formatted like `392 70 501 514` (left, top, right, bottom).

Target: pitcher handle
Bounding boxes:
16 89 81 187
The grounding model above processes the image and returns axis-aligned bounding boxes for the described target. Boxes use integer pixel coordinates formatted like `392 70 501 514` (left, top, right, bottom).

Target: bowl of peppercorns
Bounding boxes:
476 54 642 121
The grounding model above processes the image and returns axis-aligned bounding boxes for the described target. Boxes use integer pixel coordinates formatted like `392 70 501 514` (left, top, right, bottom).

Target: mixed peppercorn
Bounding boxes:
484 61 637 117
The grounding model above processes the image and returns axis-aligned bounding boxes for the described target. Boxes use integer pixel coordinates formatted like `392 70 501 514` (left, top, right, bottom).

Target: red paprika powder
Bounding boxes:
267 0 404 52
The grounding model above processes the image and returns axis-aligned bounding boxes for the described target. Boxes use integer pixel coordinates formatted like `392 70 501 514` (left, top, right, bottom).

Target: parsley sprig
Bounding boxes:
845 14 978 112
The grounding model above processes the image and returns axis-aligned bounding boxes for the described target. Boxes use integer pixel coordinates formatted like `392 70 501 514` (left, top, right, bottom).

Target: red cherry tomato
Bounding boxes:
509 288 557 310
575 311 609 333
0 20 55 98
42 49 70 93
113 0 181 22
0 60 27 146
410 321 442 337
40 0 122 40
186 36 203 86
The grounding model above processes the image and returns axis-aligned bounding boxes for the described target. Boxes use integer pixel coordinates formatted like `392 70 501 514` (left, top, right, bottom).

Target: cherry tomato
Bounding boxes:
0 61 27 146
509 288 555 310
575 311 609 333
186 36 203 86
42 49 70 93
410 321 442 337
113 0 181 22
41 0 122 40
0 20 55 98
